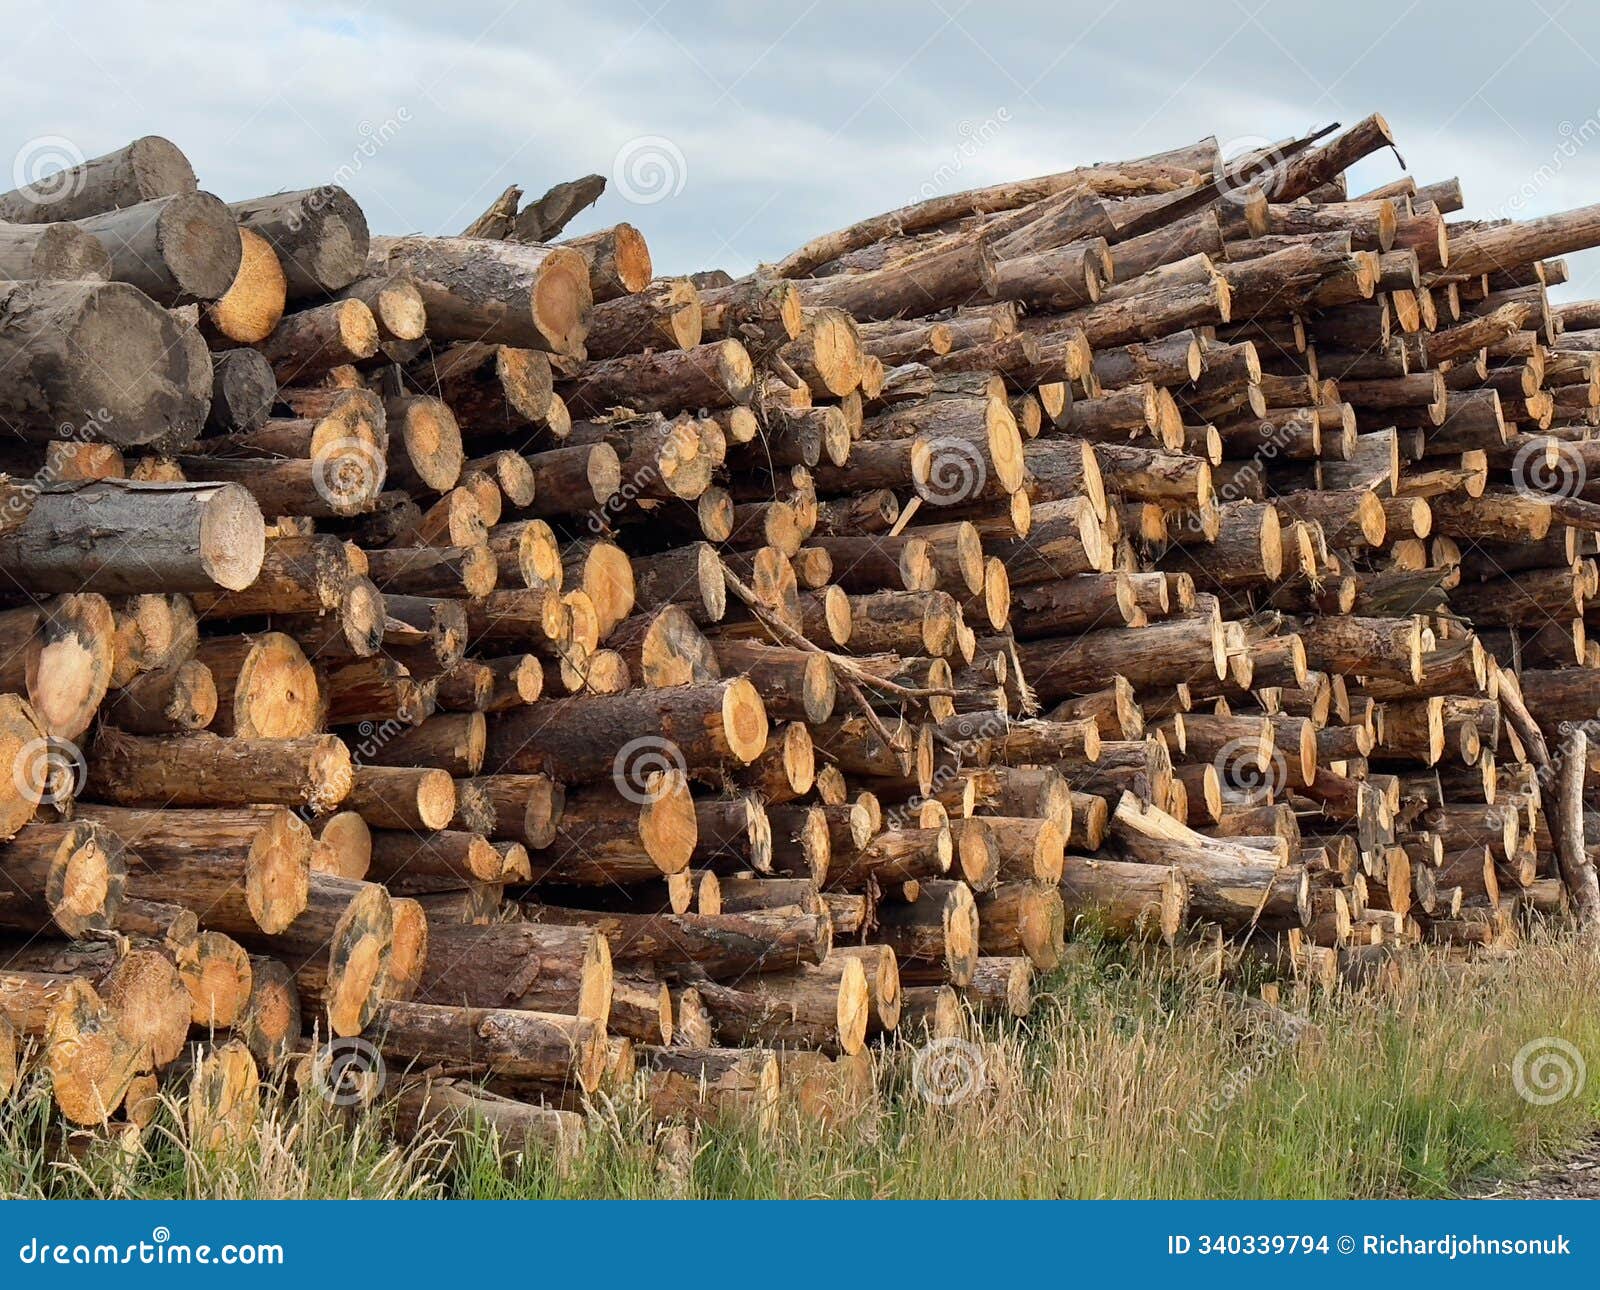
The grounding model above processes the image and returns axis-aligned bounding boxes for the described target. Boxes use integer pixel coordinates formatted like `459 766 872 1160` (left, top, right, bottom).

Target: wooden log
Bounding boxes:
483 679 767 781
413 920 611 1024
76 192 241 305
204 227 287 344
194 632 321 739
0 820 125 938
376 999 606 1094
526 905 830 981
230 187 370 298
0 281 210 445
86 730 351 814
0 973 143 1124
0 136 196 223
77 804 311 937
875 879 979 986
0 220 111 280
369 235 591 355
695 956 870 1056
0 481 264 594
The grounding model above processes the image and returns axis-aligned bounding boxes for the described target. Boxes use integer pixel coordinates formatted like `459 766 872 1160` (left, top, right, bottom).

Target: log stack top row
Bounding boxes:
0 114 1596 1149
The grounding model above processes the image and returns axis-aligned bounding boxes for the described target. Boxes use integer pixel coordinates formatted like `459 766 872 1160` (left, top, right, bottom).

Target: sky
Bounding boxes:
6 1 1600 296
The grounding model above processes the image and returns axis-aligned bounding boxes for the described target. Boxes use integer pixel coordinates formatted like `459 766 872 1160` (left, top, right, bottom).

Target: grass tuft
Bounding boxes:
1 933 1595 1199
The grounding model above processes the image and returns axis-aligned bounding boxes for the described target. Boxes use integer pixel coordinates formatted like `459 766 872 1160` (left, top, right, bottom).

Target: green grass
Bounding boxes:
3 932 1596 1199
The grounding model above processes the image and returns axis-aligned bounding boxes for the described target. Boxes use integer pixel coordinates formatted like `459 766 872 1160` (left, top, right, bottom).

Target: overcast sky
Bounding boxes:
7 1 1600 296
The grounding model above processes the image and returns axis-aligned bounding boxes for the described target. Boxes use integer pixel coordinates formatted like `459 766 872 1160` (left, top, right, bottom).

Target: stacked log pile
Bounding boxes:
3 117 1600 1154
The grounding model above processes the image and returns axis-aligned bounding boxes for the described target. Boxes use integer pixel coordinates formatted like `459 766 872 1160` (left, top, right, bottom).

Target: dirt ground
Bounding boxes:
1478 1136 1600 1199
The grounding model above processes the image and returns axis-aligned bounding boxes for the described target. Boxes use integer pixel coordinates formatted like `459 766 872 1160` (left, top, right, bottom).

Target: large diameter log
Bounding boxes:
415 342 554 429
0 135 196 223
237 874 392 1037
369 236 591 355
230 187 370 298
74 192 242 305
532 771 698 882
0 220 111 280
0 481 264 594
205 227 287 344
875 879 979 986
0 593 116 740
0 695 48 839
695 956 869 1056
206 348 276 435
0 819 126 937
526 905 830 981
76 804 311 937
975 883 1066 970
0 281 209 446
86 730 351 814
375 999 607 1093
483 679 767 782
392 1077 584 1164
194 632 321 739
1 974 143 1124
1059 855 1186 943
0 939 191 1069
413 920 612 1024
561 222 653 302
235 956 302 1067
639 1045 780 1129
469 773 564 849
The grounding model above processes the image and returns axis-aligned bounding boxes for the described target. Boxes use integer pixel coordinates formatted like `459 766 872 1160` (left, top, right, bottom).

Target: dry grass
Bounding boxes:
2 932 1596 1199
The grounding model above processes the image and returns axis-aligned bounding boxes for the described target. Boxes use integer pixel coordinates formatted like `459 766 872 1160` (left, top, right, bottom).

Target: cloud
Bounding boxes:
3 0 1600 294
